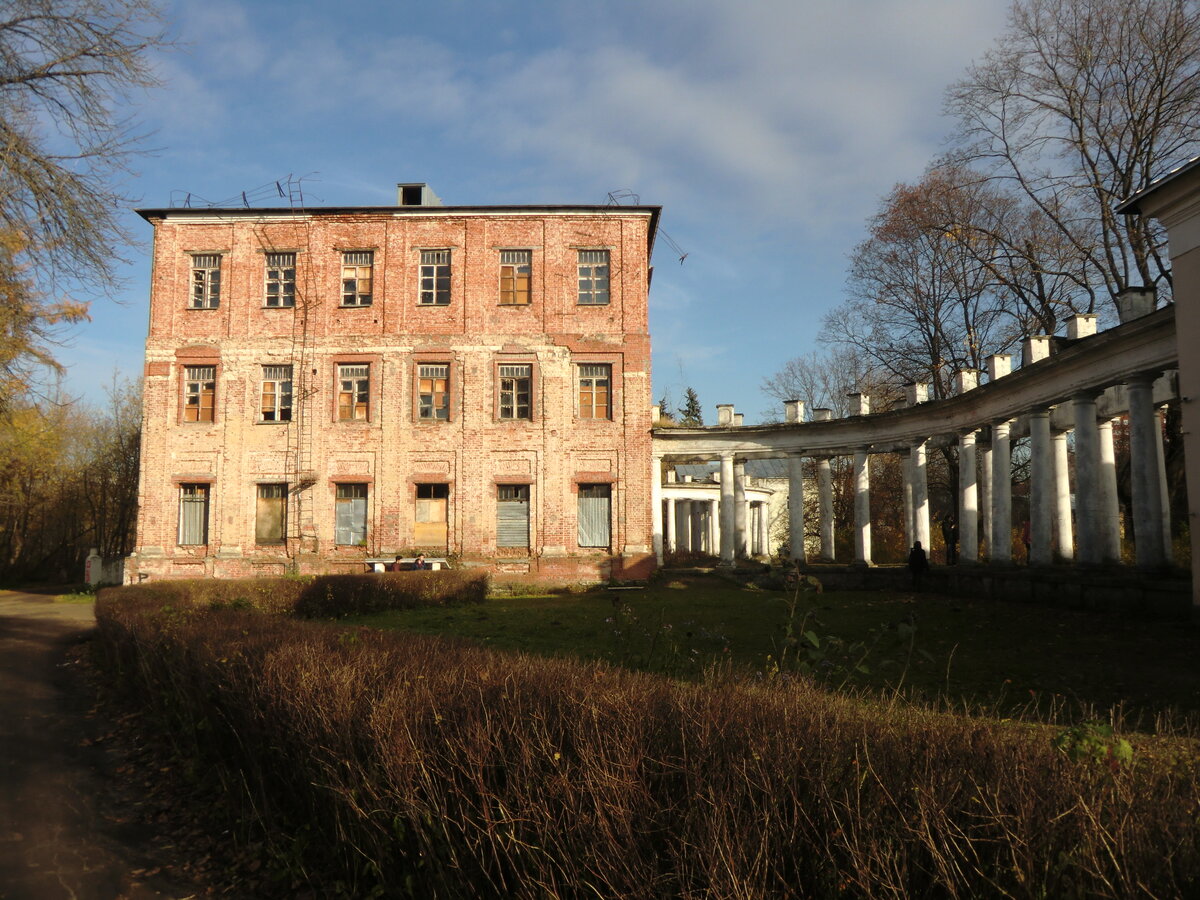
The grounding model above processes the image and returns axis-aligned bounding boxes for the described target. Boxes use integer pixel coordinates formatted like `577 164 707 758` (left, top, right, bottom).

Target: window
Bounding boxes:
415 483 449 548
577 250 610 305
578 484 612 548
418 364 450 421
190 254 221 309
183 365 216 423
499 364 532 420
342 251 373 306
260 365 292 422
178 484 209 545
256 483 287 544
578 364 611 419
335 484 368 546
499 250 531 305
265 252 296 307
497 484 530 548
419 249 451 305
337 364 369 421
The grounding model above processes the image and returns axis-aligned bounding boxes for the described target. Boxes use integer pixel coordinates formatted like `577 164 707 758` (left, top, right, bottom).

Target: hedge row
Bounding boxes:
103 570 488 618
93 584 1200 898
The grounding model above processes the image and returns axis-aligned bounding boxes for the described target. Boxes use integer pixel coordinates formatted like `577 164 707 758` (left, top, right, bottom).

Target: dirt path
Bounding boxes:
0 591 200 899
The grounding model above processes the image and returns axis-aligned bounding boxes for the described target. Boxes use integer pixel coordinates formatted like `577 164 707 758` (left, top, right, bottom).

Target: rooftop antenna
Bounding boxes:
607 189 688 264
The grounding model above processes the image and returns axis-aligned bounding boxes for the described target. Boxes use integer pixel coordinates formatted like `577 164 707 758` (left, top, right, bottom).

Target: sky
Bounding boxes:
66 0 1010 423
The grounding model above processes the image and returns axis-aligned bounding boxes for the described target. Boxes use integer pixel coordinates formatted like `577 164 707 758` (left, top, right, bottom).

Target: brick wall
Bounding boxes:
130 206 658 583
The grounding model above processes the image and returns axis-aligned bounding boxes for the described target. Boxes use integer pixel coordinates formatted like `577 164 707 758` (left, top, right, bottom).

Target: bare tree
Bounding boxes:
945 0 1200 305
0 0 168 404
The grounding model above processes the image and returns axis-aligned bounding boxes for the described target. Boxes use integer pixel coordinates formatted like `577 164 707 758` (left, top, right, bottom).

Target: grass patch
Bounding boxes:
349 575 1200 729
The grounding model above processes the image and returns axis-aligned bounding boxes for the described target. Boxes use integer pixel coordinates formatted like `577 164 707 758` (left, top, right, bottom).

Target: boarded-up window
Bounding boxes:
499 364 532 420
415 483 449 548
265 252 296 307
335 483 367 546
418 364 450 420
578 364 611 419
260 365 292 422
577 250 610 305
183 365 216 422
497 484 530 547
499 250 531 305
577 484 612 548
190 254 221 308
256 483 287 544
419 249 451 305
178 484 209 545
338 364 369 421
342 251 373 306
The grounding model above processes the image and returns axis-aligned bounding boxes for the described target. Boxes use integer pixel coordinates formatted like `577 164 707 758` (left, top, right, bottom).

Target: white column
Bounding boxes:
1029 409 1053 565
787 453 806 561
853 448 872 565
690 499 705 552
1155 409 1174 562
678 499 693 552
1098 418 1121 562
719 454 735 564
1052 431 1074 561
958 430 978 563
664 497 676 555
979 441 993 557
817 458 835 561
734 460 748 558
1073 394 1102 564
757 503 770 557
708 499 720 555
902 450 914 550
991 420 1012 563
912 439 930 550
652 455 664 563
1128 375 1166 567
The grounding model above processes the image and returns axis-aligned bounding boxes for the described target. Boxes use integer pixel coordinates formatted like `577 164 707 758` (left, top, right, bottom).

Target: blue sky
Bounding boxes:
68 0 1008 422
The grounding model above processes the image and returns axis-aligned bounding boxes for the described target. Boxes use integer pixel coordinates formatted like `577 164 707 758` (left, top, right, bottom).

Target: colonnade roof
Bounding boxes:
653 306 1177 459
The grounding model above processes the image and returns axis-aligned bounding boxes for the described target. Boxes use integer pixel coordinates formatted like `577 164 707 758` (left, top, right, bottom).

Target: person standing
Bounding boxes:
907 540 929 590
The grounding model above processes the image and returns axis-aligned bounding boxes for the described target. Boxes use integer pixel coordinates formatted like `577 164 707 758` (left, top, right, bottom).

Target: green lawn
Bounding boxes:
348 575 1200 729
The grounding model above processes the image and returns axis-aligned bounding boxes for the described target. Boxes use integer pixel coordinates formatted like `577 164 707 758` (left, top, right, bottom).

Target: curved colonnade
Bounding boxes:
651 304 1179 577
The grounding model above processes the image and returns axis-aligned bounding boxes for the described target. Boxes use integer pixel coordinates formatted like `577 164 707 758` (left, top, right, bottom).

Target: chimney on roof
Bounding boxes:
397 183 443 207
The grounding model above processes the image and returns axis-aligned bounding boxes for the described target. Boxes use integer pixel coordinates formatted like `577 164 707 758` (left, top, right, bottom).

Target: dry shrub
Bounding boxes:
92 585 1200 898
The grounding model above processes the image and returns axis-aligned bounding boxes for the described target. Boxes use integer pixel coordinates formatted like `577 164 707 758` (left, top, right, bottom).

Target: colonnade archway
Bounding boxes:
652 303 1179 579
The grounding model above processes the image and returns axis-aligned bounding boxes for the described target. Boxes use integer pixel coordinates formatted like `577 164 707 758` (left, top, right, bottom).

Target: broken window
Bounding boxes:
335 483 368 546
419 249 451 305
260 365 293 422
577 250 610 305
499 250 531 305
414 483 449 548
265 252 296 307
418 363 450 420
183 365 216 423
178 484 209 545
577 484 612 548
337 364 370 421
190 254 221 309
342 251 373 306
256 483 287 544
498 364 532 420
497 484 530 547
578 363 611 419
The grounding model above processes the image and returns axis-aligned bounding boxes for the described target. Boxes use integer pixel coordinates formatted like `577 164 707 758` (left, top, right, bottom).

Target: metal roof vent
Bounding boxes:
396 183 444 207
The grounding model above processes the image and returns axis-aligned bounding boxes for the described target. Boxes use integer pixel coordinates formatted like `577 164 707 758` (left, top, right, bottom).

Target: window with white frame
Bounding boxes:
256 483 287 544
498 364 532 420
260 365 293 422
265 252 296 307
418 363 450 420
335 483 368 546
337 364 370 421
178 484 209 545
578 364 611 419
190 254 221 309
342 251 373 306
577 250 610 305
499 250 531 305
419 249 451 305
183 365 216 423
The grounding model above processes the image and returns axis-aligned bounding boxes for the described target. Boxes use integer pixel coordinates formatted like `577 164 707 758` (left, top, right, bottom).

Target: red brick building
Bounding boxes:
129 186 660 582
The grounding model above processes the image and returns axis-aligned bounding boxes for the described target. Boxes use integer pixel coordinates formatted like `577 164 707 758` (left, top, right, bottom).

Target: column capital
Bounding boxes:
1124 369 1162 388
